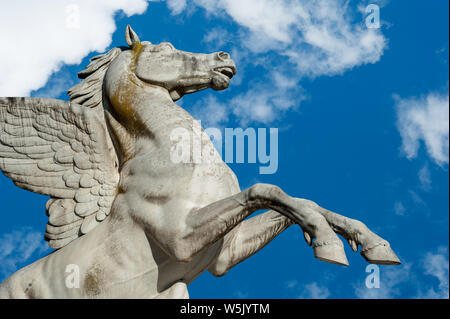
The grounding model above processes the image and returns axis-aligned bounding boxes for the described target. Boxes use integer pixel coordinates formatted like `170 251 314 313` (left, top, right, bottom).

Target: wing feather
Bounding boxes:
0 97 119 249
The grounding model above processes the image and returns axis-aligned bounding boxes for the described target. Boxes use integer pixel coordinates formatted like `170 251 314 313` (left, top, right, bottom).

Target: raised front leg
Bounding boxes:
208 202 400 277
147 183 348 266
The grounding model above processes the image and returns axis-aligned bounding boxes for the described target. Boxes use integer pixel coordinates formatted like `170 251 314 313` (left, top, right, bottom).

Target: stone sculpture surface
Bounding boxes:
0 26 400 299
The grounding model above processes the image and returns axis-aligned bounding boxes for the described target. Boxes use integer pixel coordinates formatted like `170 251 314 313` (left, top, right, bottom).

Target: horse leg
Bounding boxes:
155 183 348 266
208 210 295 277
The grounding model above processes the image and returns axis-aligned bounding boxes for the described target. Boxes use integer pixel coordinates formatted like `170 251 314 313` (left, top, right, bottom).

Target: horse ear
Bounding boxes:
125 25 140 49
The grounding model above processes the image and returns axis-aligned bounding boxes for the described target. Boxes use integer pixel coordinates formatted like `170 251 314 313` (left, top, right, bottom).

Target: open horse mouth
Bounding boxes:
214 66 236 79
211 64 236 90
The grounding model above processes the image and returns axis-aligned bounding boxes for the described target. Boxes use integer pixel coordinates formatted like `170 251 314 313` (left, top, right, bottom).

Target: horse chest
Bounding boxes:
122 146 240 205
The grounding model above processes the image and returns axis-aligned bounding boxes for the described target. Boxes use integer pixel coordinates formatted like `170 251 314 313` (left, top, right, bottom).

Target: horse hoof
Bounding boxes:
361 241 401 265
313 239 349 266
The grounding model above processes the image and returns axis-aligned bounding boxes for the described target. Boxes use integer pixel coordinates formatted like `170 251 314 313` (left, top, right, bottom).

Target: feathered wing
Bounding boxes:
0 97 120 249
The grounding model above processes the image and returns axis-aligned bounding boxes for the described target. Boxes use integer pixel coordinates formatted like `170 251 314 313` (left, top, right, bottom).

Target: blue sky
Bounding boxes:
0 0 448 299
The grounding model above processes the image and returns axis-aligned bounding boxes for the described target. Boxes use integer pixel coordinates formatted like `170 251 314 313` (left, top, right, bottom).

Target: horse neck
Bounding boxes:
104 68 194 165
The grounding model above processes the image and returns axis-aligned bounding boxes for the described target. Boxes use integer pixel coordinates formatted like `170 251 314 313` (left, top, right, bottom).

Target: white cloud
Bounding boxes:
230 72 306 125
168 0 387 125
31 70 75 99
192 71 306 127
355 264 412 299
420 247 449 299
0 227 49 280
285 279 298 289
179 0 387 78
408 190 427 207
191 95 229 128
299 282 330 299
394 201 406 216
395 92 449 166
394 190 430 217
202 27 232 50
286 278 331 299
353 248 449 299
166 0 187 15
194 0 299 43
0 0 149 97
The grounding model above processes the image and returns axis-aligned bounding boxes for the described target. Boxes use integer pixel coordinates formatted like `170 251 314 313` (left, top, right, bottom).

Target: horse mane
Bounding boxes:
68 47 124 108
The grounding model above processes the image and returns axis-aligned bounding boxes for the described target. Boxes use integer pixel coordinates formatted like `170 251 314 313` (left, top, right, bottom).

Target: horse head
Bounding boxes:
121 25 236 101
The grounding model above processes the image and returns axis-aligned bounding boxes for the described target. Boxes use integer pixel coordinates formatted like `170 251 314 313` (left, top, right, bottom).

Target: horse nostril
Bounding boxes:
217 52 230 61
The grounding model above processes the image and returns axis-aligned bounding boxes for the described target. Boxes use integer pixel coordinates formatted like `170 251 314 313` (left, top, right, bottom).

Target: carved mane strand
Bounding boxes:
68 47 123 108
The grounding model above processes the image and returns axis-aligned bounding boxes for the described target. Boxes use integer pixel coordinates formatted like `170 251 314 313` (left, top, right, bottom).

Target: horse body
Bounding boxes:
0 26 401 299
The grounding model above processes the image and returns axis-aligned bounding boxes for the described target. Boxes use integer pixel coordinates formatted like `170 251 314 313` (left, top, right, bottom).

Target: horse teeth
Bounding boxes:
349 239 358 252
303 231 312 246
215 67 234 79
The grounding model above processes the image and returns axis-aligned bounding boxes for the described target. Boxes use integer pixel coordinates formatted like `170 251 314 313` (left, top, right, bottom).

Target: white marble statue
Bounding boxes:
0 25 400 299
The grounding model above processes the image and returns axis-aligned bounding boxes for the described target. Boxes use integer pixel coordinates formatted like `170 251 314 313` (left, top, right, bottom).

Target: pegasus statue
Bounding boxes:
0 26 400 299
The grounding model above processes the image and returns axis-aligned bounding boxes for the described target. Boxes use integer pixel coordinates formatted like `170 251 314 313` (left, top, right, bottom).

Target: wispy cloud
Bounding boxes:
191 95 229 128
419 247 449 299
203 27 233 50
299 282 330 299
184 0 386 78
0 227 49 281
395 91 449 166
170 0 387 125
397 190 430 217
394 201 406 216
285 279 298 289
230 72 307 126
354 264 412 299
418 164 432 191
353 247 449 299
166 0 187 15
285 278 330 299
